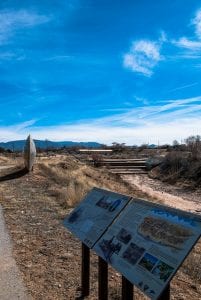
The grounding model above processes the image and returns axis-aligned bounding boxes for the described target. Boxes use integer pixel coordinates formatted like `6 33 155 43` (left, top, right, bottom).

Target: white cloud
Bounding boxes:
14 120 37 131
123 40 162 76
173 37 201 50
173 8 201 52
0 120 36 142
159 30 167 43
1 118 200 146
95 96 201 128
0 9 51 44
1 97 201 145
192 8 201 39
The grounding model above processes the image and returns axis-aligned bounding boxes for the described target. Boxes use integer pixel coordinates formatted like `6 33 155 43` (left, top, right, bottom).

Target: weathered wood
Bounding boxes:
23 135 36 172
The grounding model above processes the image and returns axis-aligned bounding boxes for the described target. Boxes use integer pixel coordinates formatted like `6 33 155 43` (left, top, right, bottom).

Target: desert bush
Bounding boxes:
185 135 201 159
38 157 138 208
111 142 127 153
160 151 189 180
186 161 201 187
146 156 163 170
38 162 97 207
91 153 102 167
155 149 201 187
49 182 86 209
38 163 70 185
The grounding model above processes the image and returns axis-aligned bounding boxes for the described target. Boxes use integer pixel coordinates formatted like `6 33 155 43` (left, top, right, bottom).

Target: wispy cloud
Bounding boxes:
14 119 37 131
168 82 198 92
1 117 199 146
0 9 51 44
192 8 201 39
173 37 201 50
44 55 73 62
123 39 163 76
0 51 26 61
0 119 37 142
134 96 149 105
96 96 201 122
173 8 201 52
1 96 200 145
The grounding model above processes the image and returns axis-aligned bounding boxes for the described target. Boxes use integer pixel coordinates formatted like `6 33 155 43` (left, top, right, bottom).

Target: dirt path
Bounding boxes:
0 205 30 300
123 175 201 214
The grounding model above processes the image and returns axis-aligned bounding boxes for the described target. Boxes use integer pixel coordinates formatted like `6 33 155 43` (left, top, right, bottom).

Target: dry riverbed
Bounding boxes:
123 174 201 214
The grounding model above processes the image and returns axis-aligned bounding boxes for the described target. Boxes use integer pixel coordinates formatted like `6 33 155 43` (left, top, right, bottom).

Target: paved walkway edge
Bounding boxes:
0 205 30 300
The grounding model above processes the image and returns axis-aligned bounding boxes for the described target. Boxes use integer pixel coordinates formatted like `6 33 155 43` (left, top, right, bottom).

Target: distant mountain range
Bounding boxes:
0 139 103 151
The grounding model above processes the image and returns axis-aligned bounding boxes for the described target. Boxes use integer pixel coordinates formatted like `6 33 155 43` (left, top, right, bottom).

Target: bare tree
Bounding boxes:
185 135 201 159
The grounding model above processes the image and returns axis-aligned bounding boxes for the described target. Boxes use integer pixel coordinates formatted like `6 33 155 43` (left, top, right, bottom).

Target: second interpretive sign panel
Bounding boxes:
93 198 201 299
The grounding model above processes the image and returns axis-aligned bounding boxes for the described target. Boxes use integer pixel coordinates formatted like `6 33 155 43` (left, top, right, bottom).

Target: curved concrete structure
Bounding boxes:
24 135 36 172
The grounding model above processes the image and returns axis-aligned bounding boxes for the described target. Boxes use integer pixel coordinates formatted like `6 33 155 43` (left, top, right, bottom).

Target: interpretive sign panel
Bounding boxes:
93 198 201 299
63 187 130 248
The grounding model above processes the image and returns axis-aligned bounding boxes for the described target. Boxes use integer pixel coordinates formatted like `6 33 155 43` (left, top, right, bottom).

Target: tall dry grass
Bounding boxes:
37 156 135 209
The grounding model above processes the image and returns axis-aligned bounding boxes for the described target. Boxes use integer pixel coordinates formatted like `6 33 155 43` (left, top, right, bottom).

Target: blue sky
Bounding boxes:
0 0 201 144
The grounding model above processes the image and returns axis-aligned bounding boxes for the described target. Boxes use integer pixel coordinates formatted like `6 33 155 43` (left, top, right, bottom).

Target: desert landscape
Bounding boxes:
0 146 200 300
1 1 201 299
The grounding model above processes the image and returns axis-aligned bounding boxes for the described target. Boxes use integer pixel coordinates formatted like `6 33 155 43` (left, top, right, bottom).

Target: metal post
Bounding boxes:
122 276 133 300
158 284 170 300
98 256 108 300
81 243 90 297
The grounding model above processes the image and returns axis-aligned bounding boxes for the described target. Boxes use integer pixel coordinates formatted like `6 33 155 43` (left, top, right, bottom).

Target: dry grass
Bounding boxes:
182 242 201 282
0 155 10 163
0 154 24 167
37 155 137 208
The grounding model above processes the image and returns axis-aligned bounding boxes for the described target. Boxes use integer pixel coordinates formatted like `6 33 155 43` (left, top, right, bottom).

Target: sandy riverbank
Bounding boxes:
123 174 201 214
